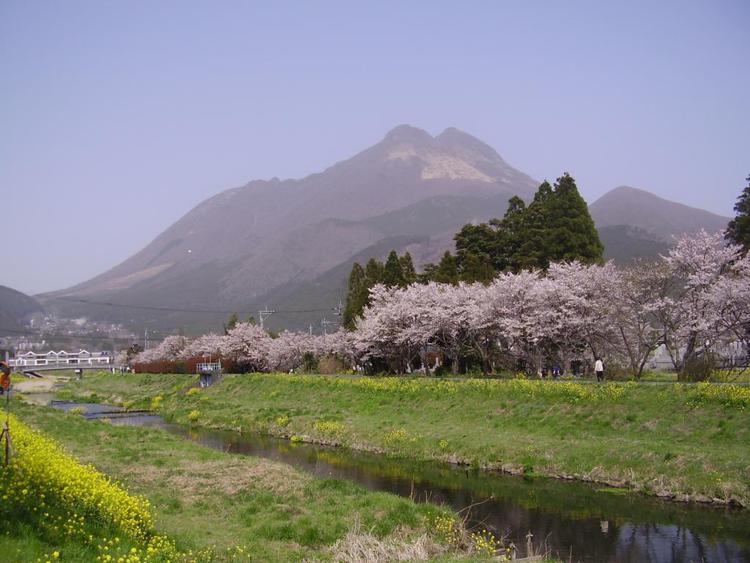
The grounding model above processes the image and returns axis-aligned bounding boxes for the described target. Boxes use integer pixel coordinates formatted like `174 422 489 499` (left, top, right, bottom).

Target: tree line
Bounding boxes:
131 230 750 379
344 173 603 327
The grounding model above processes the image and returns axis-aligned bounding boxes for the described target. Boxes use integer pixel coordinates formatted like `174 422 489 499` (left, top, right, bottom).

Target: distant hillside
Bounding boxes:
0 285 43 335
590 186 729 240
597 225 671 264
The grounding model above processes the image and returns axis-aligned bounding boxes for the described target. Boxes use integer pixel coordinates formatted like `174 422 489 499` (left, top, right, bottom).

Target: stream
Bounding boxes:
47 399 750 563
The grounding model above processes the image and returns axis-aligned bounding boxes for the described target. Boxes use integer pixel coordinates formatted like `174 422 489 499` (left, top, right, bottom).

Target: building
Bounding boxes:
9 349 112 368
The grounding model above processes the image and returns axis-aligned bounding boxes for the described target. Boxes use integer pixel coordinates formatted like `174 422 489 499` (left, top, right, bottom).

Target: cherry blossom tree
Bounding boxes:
609 262 668 378
220 322 271 372
658 231 742 372
487 270 550 372
136 334 188 363
708 251 750 372
354 284 425 373
181 333 224 360
267 330 317 372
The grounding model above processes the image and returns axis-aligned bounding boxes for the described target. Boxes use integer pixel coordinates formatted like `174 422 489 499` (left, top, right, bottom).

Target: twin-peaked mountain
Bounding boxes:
40 125 729 332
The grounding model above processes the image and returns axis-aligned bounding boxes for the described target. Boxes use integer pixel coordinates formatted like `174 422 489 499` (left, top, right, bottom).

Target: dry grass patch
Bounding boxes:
331 523 448 562
133 458 308 502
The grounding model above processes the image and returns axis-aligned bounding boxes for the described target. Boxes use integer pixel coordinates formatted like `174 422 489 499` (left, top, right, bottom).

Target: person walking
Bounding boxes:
594 357 604 382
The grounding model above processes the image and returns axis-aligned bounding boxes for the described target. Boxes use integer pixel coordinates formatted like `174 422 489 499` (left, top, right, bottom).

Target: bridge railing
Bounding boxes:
9 357 112 368
196 362 222 374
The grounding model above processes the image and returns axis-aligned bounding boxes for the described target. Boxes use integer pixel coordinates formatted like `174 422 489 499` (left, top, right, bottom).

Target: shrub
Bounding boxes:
150 395 163 411
187 409 201 422
313 420 346 438
276 414 290 427
680 354 715 382
302 352 319 373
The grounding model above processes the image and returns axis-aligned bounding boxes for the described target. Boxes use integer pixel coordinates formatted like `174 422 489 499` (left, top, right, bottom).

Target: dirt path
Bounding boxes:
14 375 67 394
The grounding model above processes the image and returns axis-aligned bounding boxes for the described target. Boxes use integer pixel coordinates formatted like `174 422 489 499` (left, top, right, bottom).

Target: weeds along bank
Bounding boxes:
61 372 750 507
9 401 526 562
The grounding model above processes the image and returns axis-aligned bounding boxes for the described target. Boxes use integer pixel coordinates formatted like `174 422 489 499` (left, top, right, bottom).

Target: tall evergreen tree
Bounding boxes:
364 257 384 284
433 251 459 284
223 312 239 335
459 252 495 283
382 250 406 287
343 262 369 330
726 174 750 251
495 195 528 271
513 181 554 270
545 173 603 264
399 252 417 284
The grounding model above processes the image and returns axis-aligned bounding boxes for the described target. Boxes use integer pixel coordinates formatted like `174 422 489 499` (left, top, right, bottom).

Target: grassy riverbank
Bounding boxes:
8 400 496 562
59 372 750 507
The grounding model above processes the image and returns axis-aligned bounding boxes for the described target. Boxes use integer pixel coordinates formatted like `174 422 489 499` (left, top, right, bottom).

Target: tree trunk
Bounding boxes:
421 347 432 377
680 332 697 374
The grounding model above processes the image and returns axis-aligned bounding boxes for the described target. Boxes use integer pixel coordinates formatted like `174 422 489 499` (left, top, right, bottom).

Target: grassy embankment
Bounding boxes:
58 372 750 508
6 399 512 562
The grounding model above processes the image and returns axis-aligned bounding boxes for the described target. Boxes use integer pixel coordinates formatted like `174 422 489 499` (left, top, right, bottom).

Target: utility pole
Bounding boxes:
332 300 344 317
144 329 148 350
320 317 335 335
259 307 276 330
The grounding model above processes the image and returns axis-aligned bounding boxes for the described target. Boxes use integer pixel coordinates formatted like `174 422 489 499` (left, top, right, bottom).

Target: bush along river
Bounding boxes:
50 400 750 563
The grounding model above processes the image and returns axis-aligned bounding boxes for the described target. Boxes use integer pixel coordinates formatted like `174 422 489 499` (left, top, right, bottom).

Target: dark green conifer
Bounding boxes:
433 251 459 284
382 250 406 287
343 262 368 330
545 173 603 264
726 174 750 251
364 258 384 285
399 252 417 284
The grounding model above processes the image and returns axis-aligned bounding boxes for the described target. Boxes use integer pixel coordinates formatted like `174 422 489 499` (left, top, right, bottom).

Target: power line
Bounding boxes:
0 326 149 344
53 296 335 315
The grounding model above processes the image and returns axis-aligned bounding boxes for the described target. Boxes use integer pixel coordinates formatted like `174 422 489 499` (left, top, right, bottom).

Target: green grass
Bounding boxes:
8 400 467 561
59 372 750 507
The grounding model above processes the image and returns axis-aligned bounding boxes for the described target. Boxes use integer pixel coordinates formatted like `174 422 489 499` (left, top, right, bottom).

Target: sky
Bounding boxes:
2 1 749 295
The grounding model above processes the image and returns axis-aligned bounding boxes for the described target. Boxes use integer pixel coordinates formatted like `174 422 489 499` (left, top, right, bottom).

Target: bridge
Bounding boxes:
13 364 123 378
9 350 117 377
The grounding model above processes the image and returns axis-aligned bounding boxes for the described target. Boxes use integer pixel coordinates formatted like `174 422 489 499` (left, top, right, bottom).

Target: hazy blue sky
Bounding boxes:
2 1 749 294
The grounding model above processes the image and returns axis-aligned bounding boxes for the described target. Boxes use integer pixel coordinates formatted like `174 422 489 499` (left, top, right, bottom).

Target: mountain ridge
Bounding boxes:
590 185 729 240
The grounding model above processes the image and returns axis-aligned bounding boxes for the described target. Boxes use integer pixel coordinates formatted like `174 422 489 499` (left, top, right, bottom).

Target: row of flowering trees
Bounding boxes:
133 231 750 378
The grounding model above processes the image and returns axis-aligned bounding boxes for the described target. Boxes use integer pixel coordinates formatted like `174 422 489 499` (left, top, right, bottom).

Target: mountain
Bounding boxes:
590 186 730 264
595 225 670 264
590 186 729 240
41 125 538 332
42 128 732 332
0 285 44 335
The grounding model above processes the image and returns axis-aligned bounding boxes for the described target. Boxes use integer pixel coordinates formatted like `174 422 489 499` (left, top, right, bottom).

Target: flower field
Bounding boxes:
0 414 183 562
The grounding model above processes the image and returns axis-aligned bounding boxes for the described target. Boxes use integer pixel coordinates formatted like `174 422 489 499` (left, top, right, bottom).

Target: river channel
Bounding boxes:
47 399 750 563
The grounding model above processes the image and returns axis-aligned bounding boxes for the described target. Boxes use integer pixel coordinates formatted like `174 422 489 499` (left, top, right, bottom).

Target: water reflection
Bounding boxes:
51 401 750 562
